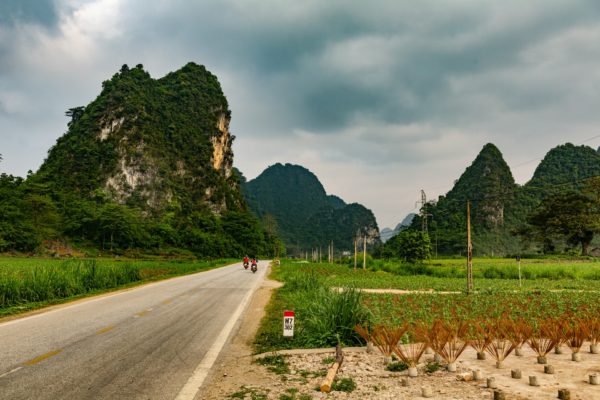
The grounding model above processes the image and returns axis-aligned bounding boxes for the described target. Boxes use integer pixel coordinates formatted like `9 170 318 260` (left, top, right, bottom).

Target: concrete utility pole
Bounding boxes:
354 238 357 271
363 236 367 270
466 201 473 294
421 189 428 234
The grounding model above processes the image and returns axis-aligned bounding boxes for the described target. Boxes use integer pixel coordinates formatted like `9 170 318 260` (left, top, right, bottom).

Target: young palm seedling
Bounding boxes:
425 319 469 372
392 322 429 377
513 319 532 357
467 319 491 360
564 317 588 361
483 318 518 368
367 324 408 366
528 319 558 364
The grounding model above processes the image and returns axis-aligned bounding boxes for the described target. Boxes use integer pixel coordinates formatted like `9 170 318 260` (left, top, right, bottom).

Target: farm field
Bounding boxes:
256 258 600 352
0 256 234 316
247 258 600 399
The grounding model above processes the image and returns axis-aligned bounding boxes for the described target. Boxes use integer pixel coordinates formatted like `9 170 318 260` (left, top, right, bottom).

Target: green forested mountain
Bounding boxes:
242 163 380 255
412 143 600 256
0 63 273 257
525 143 600 196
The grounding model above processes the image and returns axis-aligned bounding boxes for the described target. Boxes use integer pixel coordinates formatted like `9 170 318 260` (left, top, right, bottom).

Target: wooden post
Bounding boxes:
363 236 367 270
467 201 473 294
320 344 344 392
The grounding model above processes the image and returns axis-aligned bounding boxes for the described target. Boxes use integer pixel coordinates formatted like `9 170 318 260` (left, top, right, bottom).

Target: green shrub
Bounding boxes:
331 377 356 392
255 354 290 375
425 361 442 373
385 361 408 372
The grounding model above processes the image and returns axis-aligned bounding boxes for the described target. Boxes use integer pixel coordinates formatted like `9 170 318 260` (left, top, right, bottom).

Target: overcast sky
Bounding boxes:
2 0 600 229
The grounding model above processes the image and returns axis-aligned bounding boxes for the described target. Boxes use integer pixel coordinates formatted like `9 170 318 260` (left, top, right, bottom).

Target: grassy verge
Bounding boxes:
0 257 235 317
254 258 600 352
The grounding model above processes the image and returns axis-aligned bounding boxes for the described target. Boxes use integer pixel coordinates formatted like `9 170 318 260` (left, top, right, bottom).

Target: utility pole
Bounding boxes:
466 201 473 294
363 236 367 270
331 241 334 263
421 189 428 234
354 238 357 271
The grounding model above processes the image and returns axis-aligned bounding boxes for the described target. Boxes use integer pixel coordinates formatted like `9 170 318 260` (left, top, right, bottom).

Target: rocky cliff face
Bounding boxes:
37 62 242 216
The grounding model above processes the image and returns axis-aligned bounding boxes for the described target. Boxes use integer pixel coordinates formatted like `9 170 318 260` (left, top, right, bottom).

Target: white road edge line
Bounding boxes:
0 366 23 378
174 266 266 400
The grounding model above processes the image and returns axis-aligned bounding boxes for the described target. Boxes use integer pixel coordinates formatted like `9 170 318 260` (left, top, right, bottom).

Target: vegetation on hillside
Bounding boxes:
0 63 276 258
242 163 380 256
408 143 600 257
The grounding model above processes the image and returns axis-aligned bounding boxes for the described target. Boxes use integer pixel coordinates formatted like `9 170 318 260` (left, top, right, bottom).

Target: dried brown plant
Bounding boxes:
425 319 469 365
584 316 600 347
564 317 588 354
354 324 372 344
528 319 557 358
483 319 518 364
544 317 569 350
392 322 429 367
368 324 408 362
466 319 491 356
510 318 532 353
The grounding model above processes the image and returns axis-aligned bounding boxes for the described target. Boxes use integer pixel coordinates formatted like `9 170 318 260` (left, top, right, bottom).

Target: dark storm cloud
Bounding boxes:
0 0 59 28
3 0 600 228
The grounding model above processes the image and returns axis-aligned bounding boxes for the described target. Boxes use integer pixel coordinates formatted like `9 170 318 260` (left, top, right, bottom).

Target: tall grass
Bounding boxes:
301 286 370 347
0 258 232 310
254 263 371 352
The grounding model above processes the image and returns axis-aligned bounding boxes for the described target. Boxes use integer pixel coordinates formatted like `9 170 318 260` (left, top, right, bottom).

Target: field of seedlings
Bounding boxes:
0 256 233 315
258 258 600 350
251 258 600 398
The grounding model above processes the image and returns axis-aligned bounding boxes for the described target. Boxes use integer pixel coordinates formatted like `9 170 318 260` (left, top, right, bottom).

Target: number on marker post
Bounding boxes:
283 310 295 337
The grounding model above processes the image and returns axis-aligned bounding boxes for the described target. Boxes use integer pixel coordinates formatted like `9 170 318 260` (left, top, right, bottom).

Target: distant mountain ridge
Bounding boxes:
242 163 380 255
380 213 415 243
411 142 600 256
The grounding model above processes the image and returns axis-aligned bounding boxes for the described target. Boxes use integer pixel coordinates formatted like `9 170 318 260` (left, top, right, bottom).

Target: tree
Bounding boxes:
381 230 431 263
527 186 600 255
65 107 85 126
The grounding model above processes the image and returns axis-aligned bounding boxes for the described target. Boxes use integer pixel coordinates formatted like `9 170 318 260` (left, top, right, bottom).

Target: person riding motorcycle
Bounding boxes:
250 258 258 273
243 256 249 269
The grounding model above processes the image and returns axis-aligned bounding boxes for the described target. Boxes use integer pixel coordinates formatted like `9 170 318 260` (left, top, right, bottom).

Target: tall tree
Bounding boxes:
527 182 600 255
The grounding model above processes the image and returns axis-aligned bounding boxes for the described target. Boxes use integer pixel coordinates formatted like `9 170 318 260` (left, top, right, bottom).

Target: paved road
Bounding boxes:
0 261 267 400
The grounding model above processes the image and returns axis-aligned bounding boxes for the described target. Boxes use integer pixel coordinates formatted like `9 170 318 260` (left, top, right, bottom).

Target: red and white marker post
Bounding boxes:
283 310 295 337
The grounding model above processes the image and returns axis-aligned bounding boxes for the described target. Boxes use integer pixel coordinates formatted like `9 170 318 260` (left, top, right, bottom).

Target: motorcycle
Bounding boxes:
243 261 249 269
251 262 257 273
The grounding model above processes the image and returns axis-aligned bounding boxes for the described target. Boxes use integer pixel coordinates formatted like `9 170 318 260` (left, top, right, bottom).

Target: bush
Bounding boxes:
331 377 356 392
385 361 408 372
301 287 371 348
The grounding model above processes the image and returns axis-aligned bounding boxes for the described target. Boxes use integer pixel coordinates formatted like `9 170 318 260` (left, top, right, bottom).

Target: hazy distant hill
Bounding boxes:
411 142 600 256
242 163 380 255
380 213 415 243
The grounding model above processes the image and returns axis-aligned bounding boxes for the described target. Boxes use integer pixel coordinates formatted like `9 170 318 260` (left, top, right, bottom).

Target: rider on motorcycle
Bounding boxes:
251 257 258 272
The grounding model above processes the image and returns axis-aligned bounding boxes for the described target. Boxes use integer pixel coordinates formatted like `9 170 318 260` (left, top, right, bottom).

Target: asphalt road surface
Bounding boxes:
0 261 267 400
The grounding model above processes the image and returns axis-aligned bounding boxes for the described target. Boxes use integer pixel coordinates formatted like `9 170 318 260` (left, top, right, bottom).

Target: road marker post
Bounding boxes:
283 310 295 337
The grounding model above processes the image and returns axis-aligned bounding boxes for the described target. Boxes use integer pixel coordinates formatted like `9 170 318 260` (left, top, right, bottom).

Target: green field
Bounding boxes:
254 258 600 353
0 256 234 315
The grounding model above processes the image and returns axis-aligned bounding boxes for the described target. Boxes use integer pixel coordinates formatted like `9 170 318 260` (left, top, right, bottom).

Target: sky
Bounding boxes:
2 0 600 229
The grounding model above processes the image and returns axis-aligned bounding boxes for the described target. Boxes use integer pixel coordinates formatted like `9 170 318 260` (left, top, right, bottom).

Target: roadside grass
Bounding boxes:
254 258 600 353
0 257 235 317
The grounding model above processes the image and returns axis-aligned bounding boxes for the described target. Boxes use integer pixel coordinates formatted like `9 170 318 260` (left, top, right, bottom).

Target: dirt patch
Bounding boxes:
198 276 600 399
